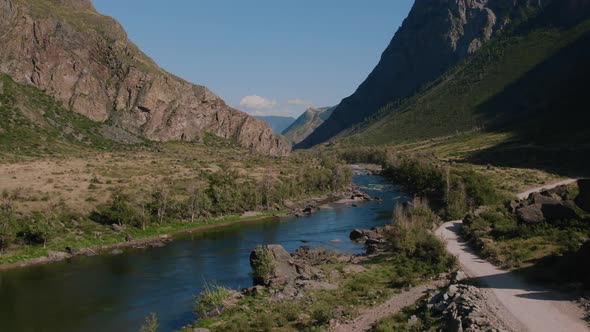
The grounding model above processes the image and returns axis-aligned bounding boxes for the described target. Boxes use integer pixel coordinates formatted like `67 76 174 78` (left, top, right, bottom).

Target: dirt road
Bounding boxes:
330 280 448 332
437 179 589 332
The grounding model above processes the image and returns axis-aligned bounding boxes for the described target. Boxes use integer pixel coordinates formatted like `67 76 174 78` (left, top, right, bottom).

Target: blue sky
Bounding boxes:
93 0 414 117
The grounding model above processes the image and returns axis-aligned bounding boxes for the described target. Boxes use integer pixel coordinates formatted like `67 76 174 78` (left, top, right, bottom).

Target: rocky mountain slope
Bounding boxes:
0 0 290 156
297 0 550 148
254 116 295 134
283 106 334 144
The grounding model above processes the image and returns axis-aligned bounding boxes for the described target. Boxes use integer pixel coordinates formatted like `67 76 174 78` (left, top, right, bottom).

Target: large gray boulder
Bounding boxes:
529 192 561 206
517 204 545 224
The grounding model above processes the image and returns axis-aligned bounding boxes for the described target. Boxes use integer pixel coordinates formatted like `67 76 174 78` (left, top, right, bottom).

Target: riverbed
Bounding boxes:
0 172 408 332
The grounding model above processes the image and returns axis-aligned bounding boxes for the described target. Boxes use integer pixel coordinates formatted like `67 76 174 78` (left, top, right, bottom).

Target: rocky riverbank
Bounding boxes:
285 184 380 218
244 225 391 301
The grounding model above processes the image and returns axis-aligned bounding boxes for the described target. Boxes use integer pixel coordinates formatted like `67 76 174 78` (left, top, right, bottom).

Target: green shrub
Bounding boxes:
460 170 500 206
92 188 137 226
194 282 232 318
0 216 15 252
250 245 276 284
388 199 456 272
138 312 158 332
311 303 334 325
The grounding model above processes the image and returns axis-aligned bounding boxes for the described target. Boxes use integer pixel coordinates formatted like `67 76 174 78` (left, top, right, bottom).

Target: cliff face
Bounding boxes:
0 0 291 156
297 0 547 148
283 107 334 144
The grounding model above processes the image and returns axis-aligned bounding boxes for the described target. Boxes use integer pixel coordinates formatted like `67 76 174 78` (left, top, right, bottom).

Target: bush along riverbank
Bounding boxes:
0 156 356 268
185 198 457 332
340 147 510 219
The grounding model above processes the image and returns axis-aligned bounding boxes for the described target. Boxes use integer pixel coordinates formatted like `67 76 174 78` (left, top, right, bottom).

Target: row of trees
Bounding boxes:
0 157 353 252
340 147 502 219
92 157 353 229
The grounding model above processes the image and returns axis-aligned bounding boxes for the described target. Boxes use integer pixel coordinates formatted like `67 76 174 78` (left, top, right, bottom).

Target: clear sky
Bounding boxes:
92 0 414 117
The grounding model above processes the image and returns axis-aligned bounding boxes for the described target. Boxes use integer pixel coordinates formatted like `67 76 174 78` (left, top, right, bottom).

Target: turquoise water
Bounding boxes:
0 173 408 332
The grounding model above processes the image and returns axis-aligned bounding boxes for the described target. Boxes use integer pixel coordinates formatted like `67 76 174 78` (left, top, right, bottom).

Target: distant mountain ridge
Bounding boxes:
297 0 551 148
254 116 296 135
0 0 290 155
283 107 335 144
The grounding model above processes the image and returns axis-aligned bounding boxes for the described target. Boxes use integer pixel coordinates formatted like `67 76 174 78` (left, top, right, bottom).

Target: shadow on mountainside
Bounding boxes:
467 23 590 176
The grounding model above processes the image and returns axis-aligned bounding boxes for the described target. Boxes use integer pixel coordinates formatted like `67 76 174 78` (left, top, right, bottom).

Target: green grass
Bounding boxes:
193 257 440 332
194 282 233 318
371 295 444 332
463 199 590 272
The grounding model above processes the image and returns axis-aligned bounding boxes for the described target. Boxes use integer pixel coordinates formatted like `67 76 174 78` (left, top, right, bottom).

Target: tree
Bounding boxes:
187 183 212 222
206 167 241 214
109 188 133 226
21 213 53 248
259 171 276 209
0 214 14 253
149 189 170 224
1 190 13 218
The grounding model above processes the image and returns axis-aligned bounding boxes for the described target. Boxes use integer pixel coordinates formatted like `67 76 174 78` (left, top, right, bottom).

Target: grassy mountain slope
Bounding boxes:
297 0 551 149
340 13 590 173
283 107 335 144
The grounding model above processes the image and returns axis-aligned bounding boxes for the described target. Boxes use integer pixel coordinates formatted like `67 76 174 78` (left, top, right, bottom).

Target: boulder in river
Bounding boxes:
302 205 319 215
249 244 298 286
65 246 80 255
349 229 365 241
48 251 70 261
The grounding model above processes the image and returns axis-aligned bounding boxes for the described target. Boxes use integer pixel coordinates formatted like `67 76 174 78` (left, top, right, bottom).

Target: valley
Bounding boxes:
1 0 589 331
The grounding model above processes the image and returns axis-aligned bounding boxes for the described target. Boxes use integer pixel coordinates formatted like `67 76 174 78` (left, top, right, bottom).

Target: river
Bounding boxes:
0 172 408 332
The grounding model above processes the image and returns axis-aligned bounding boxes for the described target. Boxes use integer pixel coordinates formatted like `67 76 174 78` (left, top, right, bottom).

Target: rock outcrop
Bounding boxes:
428 274 513 332
246 245 346 301
496 183 584 225
0 0 290 155
297 0 548 148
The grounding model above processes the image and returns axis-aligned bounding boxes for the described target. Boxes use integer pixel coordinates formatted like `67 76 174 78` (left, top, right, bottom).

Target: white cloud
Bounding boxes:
239 95 277 109
287 98 314 108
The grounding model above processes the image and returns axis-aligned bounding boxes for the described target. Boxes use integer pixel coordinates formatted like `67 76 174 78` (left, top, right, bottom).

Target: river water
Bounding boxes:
0 172 408 332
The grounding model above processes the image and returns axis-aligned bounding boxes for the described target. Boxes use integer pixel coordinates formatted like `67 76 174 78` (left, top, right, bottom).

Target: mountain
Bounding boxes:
282 107 335 144
0 0 290 156
297 0 550 148
340 0 590 173
254 116 296 134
